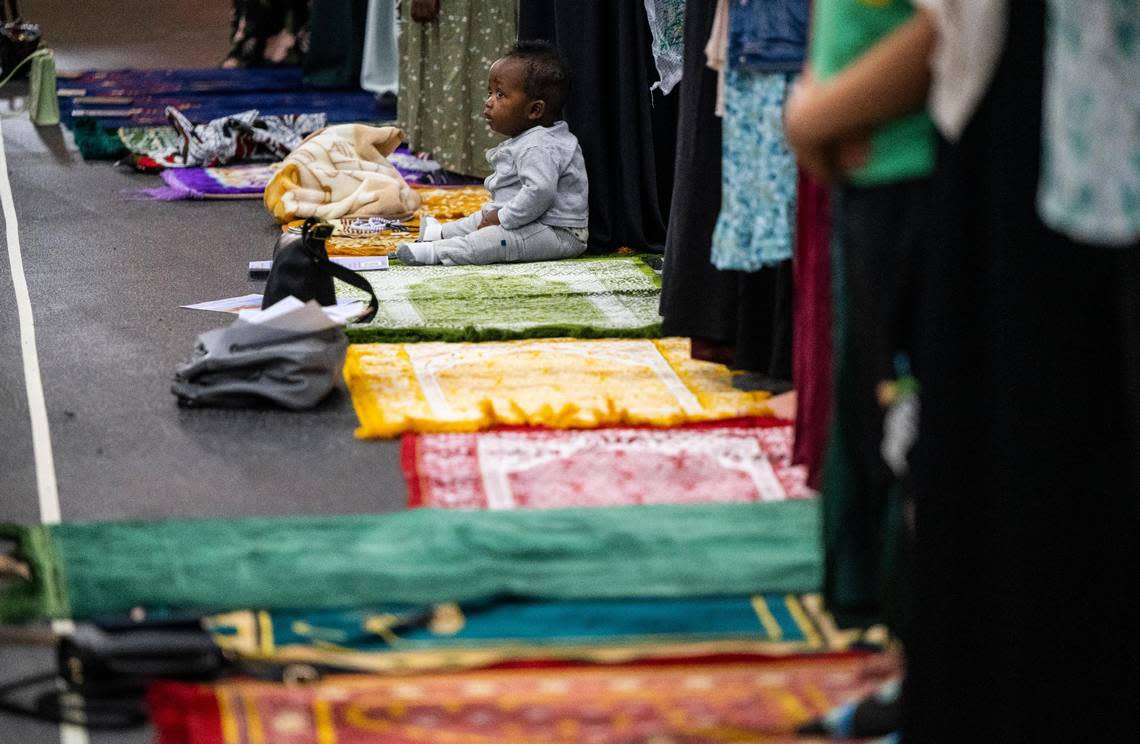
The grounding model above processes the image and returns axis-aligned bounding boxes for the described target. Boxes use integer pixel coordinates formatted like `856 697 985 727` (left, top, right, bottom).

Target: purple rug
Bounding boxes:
388 145 483 185
141 164 276 201
138 147 480 201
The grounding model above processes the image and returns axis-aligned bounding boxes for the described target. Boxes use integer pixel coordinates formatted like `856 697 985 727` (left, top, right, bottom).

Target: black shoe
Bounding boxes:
731 372 793 394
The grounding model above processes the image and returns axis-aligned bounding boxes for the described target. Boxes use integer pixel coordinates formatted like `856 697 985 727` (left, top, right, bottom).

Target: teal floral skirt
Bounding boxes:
711 70 798 272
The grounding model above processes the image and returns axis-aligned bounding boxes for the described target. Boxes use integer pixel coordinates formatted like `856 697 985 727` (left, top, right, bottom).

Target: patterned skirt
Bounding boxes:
397 0 517 178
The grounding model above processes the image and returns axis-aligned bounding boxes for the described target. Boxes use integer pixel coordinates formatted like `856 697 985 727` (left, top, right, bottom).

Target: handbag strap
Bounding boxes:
0 676 149 730
300 219 380 324
317 256 379 323
0 45 47 90
1 1 18 24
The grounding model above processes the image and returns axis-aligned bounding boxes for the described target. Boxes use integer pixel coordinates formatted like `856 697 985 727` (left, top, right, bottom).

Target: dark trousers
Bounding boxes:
840 178 929 488
824 178 928 638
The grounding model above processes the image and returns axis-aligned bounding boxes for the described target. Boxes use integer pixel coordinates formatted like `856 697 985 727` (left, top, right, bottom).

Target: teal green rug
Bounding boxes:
0 501 821 622
336 255 663 343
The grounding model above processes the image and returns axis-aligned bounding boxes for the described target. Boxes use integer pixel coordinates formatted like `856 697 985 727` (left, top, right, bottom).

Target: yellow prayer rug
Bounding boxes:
344 337 773 438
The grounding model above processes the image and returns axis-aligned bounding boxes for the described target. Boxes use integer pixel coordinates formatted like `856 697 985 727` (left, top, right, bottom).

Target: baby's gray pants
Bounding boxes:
434 210 588 265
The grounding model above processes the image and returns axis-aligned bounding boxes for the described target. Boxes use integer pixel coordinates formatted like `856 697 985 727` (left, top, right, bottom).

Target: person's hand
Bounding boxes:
478 208 501 229
790 136 872 184
792 140 840 183
411 0 441 24
835 134 872 174
785 74 872 182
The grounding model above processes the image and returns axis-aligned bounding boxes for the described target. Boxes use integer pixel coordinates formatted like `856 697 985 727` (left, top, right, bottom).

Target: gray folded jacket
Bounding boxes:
172 321 348 410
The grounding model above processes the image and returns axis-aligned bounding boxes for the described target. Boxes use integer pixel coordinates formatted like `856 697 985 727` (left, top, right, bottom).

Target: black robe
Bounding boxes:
904 2 1140 740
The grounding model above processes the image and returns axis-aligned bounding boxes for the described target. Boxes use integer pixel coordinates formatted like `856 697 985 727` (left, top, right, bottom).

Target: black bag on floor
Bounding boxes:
0 617 370 730
0 621 222 730
263 217 379 322
0 0 41 79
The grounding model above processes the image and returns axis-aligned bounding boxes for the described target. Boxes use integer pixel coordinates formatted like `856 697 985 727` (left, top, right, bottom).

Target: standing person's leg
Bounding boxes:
361 0 399 96
841 184 902 511
825 181 925 637
419 0 514 177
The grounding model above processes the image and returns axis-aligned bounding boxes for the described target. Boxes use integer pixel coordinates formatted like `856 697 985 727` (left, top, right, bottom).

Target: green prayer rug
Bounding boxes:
0 501 821 623
336 255 664 343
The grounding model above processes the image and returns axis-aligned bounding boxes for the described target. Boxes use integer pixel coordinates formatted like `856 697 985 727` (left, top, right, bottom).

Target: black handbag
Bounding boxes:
0 0 41 79
0 613 434 729
0 621 223 730
262 217 379 322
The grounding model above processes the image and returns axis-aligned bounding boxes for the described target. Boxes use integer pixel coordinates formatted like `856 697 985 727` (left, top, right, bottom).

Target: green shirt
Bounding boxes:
809 0 935 185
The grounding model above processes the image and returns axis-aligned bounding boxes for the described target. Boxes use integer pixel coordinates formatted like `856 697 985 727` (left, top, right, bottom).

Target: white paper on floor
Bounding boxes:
183 294 364 324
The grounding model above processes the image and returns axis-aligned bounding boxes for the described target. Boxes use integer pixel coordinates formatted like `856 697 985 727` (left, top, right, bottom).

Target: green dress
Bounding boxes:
398 0 518 178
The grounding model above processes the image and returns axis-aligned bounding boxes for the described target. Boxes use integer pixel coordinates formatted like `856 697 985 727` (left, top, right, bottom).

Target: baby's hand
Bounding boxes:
478 208 501 229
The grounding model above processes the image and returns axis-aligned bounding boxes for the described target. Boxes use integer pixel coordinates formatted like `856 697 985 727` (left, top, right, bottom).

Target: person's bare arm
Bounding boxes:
785 66 874 182
786 9 936 152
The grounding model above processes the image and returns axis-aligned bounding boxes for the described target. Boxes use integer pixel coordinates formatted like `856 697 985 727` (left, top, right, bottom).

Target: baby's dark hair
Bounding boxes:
504 40 569 123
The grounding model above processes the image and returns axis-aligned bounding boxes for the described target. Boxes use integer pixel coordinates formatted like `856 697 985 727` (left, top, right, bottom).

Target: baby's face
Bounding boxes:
484 58 540 138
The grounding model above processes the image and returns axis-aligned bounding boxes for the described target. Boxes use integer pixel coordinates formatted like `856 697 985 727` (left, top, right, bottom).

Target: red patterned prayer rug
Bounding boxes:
150 655 874 744
402 419 812 510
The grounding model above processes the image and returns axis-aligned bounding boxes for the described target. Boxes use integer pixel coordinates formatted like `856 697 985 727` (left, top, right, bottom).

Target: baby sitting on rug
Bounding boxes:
397 41 589 266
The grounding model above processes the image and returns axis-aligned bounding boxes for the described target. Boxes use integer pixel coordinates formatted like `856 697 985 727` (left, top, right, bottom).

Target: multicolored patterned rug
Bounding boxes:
403 419 810 510
127 148 473 200
344 338 774 438
58 67 308 97
203 594 854 675
385 147 484 186
337 256 662 343
119 125 180 157
63 89 386 129
61 67 391 160
149 655 875 744
321 185 491 256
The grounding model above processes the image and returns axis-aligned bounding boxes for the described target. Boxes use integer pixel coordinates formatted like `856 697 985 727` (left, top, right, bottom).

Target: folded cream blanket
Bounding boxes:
264 124 422 223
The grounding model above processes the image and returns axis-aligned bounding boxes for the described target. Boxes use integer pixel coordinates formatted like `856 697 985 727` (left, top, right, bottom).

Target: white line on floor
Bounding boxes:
0 120 61 519
0 121 88 744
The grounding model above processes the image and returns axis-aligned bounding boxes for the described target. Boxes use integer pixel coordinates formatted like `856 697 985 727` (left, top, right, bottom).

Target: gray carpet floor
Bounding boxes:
1 2 405 742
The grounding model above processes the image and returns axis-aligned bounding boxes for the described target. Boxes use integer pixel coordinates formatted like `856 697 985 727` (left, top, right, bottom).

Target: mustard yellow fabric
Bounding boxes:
411 186 493 221
344 337 772 438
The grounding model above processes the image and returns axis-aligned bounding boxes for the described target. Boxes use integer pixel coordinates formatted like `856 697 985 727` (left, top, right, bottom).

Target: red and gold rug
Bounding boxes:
151 655 874 744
